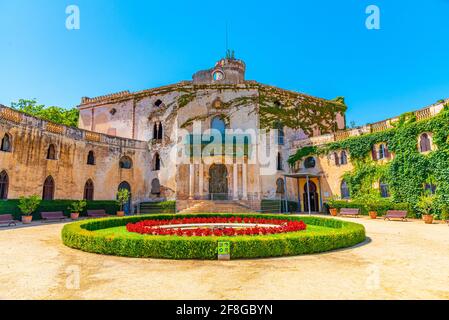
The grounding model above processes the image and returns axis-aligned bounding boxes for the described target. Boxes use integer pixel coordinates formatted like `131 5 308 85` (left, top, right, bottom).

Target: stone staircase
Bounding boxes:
177 200 257 214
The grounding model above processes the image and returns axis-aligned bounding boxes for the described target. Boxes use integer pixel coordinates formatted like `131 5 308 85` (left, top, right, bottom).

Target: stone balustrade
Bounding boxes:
0 105 147 149
0 107 22 124
370 120 392 133
288 100 448 149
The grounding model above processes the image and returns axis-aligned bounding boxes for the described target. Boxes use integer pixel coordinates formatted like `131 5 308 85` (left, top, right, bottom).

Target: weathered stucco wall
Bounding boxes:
0 106 150 202
2 58 348 210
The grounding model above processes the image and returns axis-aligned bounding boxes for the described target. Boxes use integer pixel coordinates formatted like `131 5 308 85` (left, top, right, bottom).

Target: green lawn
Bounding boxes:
94 224 333 238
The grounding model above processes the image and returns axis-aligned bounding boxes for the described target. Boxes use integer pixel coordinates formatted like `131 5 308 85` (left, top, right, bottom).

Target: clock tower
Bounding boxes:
192 54 246 85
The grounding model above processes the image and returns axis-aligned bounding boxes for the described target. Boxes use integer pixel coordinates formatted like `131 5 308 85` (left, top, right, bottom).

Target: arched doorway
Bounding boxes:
0 171 8 199
303 181 319 212
43 176 55 200
209 164 228 200
118 181 132 215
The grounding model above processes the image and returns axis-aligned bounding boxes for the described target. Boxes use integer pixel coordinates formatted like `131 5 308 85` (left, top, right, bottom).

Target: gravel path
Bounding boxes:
0 217 448 300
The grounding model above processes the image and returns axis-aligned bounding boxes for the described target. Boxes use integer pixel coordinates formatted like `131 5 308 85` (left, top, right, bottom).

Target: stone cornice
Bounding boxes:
77 81 344 109
0 105 147 150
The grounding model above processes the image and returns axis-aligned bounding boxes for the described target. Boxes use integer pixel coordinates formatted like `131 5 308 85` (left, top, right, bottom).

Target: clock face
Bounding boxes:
213 70 224 81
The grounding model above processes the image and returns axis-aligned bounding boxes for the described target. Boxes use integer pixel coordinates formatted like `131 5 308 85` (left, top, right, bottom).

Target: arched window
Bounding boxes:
278 127 285 145
211 116 227 138
87 151 95 165
340 151 348 165
419 133 432 152
151 178 161 196
333 152 340 166
274 122 284 145
42 176 55 200
47 144 56 160
378 144 389 160
119 156 133 169
341 180 350 199
276 178 285 195
158 123 163 140
153 153 161 171
1 134 11 152
153 122 163 140
153 123 158 140
304 157 316 169
277 152 283 171
0 170 8 200
118 181 132 214
371 145 378 161
380 180 390 198
424 183 437 195
84 179 94 201
154 99 163 107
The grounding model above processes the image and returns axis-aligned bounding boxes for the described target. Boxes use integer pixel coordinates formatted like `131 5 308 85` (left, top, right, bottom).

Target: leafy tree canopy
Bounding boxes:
11 99 79 127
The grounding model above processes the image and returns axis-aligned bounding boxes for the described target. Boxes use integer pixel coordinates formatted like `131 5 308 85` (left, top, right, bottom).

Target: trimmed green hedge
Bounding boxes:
139 201 176 214
62 213 366 260
328 200 411 217
0 200 118 220
261 200 298 213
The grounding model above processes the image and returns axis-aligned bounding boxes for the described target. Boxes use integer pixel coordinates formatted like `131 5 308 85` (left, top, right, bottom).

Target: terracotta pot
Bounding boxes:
369 211 378 219
422 214 434 224
70 212 80 220
330 208 338 216
117 211 125 217
22 215 33 224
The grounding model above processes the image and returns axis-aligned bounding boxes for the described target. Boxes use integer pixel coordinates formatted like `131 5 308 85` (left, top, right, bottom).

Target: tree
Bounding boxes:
11 99 79 127
116 188 130 211
18 195 42 216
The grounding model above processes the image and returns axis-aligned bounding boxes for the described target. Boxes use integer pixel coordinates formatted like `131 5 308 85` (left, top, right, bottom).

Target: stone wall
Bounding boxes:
0 105 151 203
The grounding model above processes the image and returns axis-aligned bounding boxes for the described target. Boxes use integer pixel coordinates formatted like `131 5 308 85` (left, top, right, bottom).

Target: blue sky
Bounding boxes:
1 0 449 126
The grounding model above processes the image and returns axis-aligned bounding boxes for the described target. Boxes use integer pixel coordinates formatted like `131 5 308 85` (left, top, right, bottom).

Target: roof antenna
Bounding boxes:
225 21 229 58
225 21 235 60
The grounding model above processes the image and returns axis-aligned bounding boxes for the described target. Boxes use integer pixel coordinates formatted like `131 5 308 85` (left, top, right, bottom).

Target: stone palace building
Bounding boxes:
6 56 442 213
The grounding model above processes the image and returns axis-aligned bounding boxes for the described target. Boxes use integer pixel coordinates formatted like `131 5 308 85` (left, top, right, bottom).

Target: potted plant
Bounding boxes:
68 200 87 220
358 193 381 219
326 196 340 216
18 195 41 224
441 205 449 224
417 194 436 224
116 188 130 217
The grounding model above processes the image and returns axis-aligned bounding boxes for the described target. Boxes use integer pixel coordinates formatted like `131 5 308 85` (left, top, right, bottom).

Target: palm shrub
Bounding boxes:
355 193 382 214
18 195 41 216
441 204 449 222
326 195 343 209
117 188 130 211
416 194 438 219
68 200 87 213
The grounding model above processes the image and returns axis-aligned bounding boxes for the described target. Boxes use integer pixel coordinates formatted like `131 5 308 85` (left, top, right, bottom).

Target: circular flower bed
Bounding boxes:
126 216 307 236
62 213 366 260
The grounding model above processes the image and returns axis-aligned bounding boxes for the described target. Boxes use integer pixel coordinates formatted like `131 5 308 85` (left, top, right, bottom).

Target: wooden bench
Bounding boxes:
0 214 18 227
339 208 360 217
384 210 408 221
87 210 111 218
41 211 67 223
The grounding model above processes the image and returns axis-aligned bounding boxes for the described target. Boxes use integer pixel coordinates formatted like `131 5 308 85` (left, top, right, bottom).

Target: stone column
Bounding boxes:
233 163 238 200
189 163 195 200
199 162 204 199
242 161 248 200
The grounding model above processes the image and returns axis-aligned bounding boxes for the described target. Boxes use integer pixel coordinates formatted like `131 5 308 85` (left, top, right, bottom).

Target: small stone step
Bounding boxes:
177 200 256 214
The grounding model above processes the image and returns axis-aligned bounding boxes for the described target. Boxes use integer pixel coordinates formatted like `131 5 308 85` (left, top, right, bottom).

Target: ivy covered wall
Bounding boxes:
288 104 449 212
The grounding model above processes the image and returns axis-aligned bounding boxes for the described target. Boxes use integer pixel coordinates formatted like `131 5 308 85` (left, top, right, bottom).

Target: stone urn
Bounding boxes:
70 212 80 220
22 215 33 224
117 211 125 217
330 208 338 216
422 214 434 224
369 211 378 219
